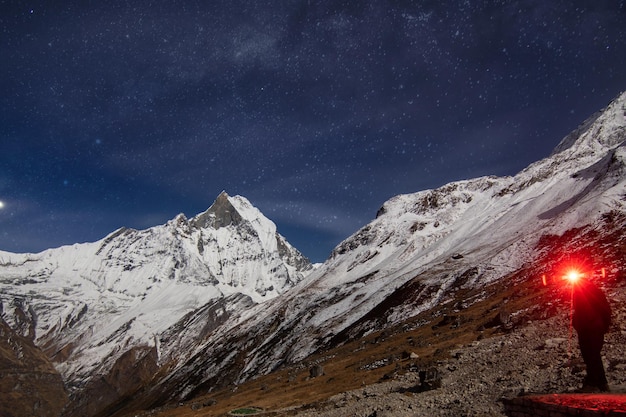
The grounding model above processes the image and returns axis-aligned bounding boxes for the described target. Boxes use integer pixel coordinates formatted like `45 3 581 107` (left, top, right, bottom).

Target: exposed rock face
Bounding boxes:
65 346 159 417
276 232 312 271
191 191 244 229
0 319 68 417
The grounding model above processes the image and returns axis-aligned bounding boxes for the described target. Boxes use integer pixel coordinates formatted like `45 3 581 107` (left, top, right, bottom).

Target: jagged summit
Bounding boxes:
191 191 243 229
550 91 626 157
188 191 311 271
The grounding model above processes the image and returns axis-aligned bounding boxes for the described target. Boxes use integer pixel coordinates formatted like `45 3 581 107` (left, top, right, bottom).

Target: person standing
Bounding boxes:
572 278 612 392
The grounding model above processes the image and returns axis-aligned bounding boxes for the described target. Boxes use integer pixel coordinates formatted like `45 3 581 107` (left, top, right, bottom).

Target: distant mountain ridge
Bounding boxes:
0 91 624 417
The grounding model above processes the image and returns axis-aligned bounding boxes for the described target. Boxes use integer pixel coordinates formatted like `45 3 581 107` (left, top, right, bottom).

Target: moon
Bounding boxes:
0 201 4 209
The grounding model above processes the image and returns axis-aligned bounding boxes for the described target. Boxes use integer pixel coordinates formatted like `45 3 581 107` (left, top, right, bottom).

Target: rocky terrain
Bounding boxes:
0 320 67 417
291 283 626 417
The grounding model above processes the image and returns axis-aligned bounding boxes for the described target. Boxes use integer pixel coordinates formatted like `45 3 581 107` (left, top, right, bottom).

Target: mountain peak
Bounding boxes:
191 191 243 229
551 91 626 157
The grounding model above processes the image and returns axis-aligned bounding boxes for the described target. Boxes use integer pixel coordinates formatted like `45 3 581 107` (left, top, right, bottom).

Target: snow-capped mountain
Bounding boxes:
124 91 625 411
1 91 625 417
0 192 311 416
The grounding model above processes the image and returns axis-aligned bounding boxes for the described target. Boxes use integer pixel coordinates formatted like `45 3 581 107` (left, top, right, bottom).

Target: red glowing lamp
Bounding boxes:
564 269 582 284
541 254 608 287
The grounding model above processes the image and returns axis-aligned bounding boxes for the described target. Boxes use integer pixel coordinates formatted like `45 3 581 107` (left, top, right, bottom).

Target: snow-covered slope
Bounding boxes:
0 192 311 412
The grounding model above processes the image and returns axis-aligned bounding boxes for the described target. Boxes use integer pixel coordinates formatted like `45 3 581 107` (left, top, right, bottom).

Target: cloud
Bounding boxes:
254 196 364 239
229 25 281 69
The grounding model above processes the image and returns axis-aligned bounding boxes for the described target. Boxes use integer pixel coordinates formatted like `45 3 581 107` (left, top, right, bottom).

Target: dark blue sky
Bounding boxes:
1 1 625 262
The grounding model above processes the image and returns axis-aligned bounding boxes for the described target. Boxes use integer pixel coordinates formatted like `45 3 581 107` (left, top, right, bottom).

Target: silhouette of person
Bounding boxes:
572 278 612 392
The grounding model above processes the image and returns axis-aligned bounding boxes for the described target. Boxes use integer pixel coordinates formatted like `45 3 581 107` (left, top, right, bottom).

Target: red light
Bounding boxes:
564 269 582 284
544 256 606 288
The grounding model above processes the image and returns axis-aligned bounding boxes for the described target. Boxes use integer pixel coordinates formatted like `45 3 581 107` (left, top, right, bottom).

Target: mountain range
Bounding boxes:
1 91 625 417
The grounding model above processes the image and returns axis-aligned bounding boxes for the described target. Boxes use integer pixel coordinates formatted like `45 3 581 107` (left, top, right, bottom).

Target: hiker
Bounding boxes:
572 278 612 392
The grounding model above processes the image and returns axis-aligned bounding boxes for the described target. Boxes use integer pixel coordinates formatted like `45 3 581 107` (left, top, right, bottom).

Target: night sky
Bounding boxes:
1 1 625 262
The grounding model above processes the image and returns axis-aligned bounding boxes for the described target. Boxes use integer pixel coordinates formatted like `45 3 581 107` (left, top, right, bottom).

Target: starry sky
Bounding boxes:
1 1 625 262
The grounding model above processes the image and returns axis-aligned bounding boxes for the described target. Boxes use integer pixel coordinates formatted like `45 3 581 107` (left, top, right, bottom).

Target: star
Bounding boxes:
0 1 625 262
